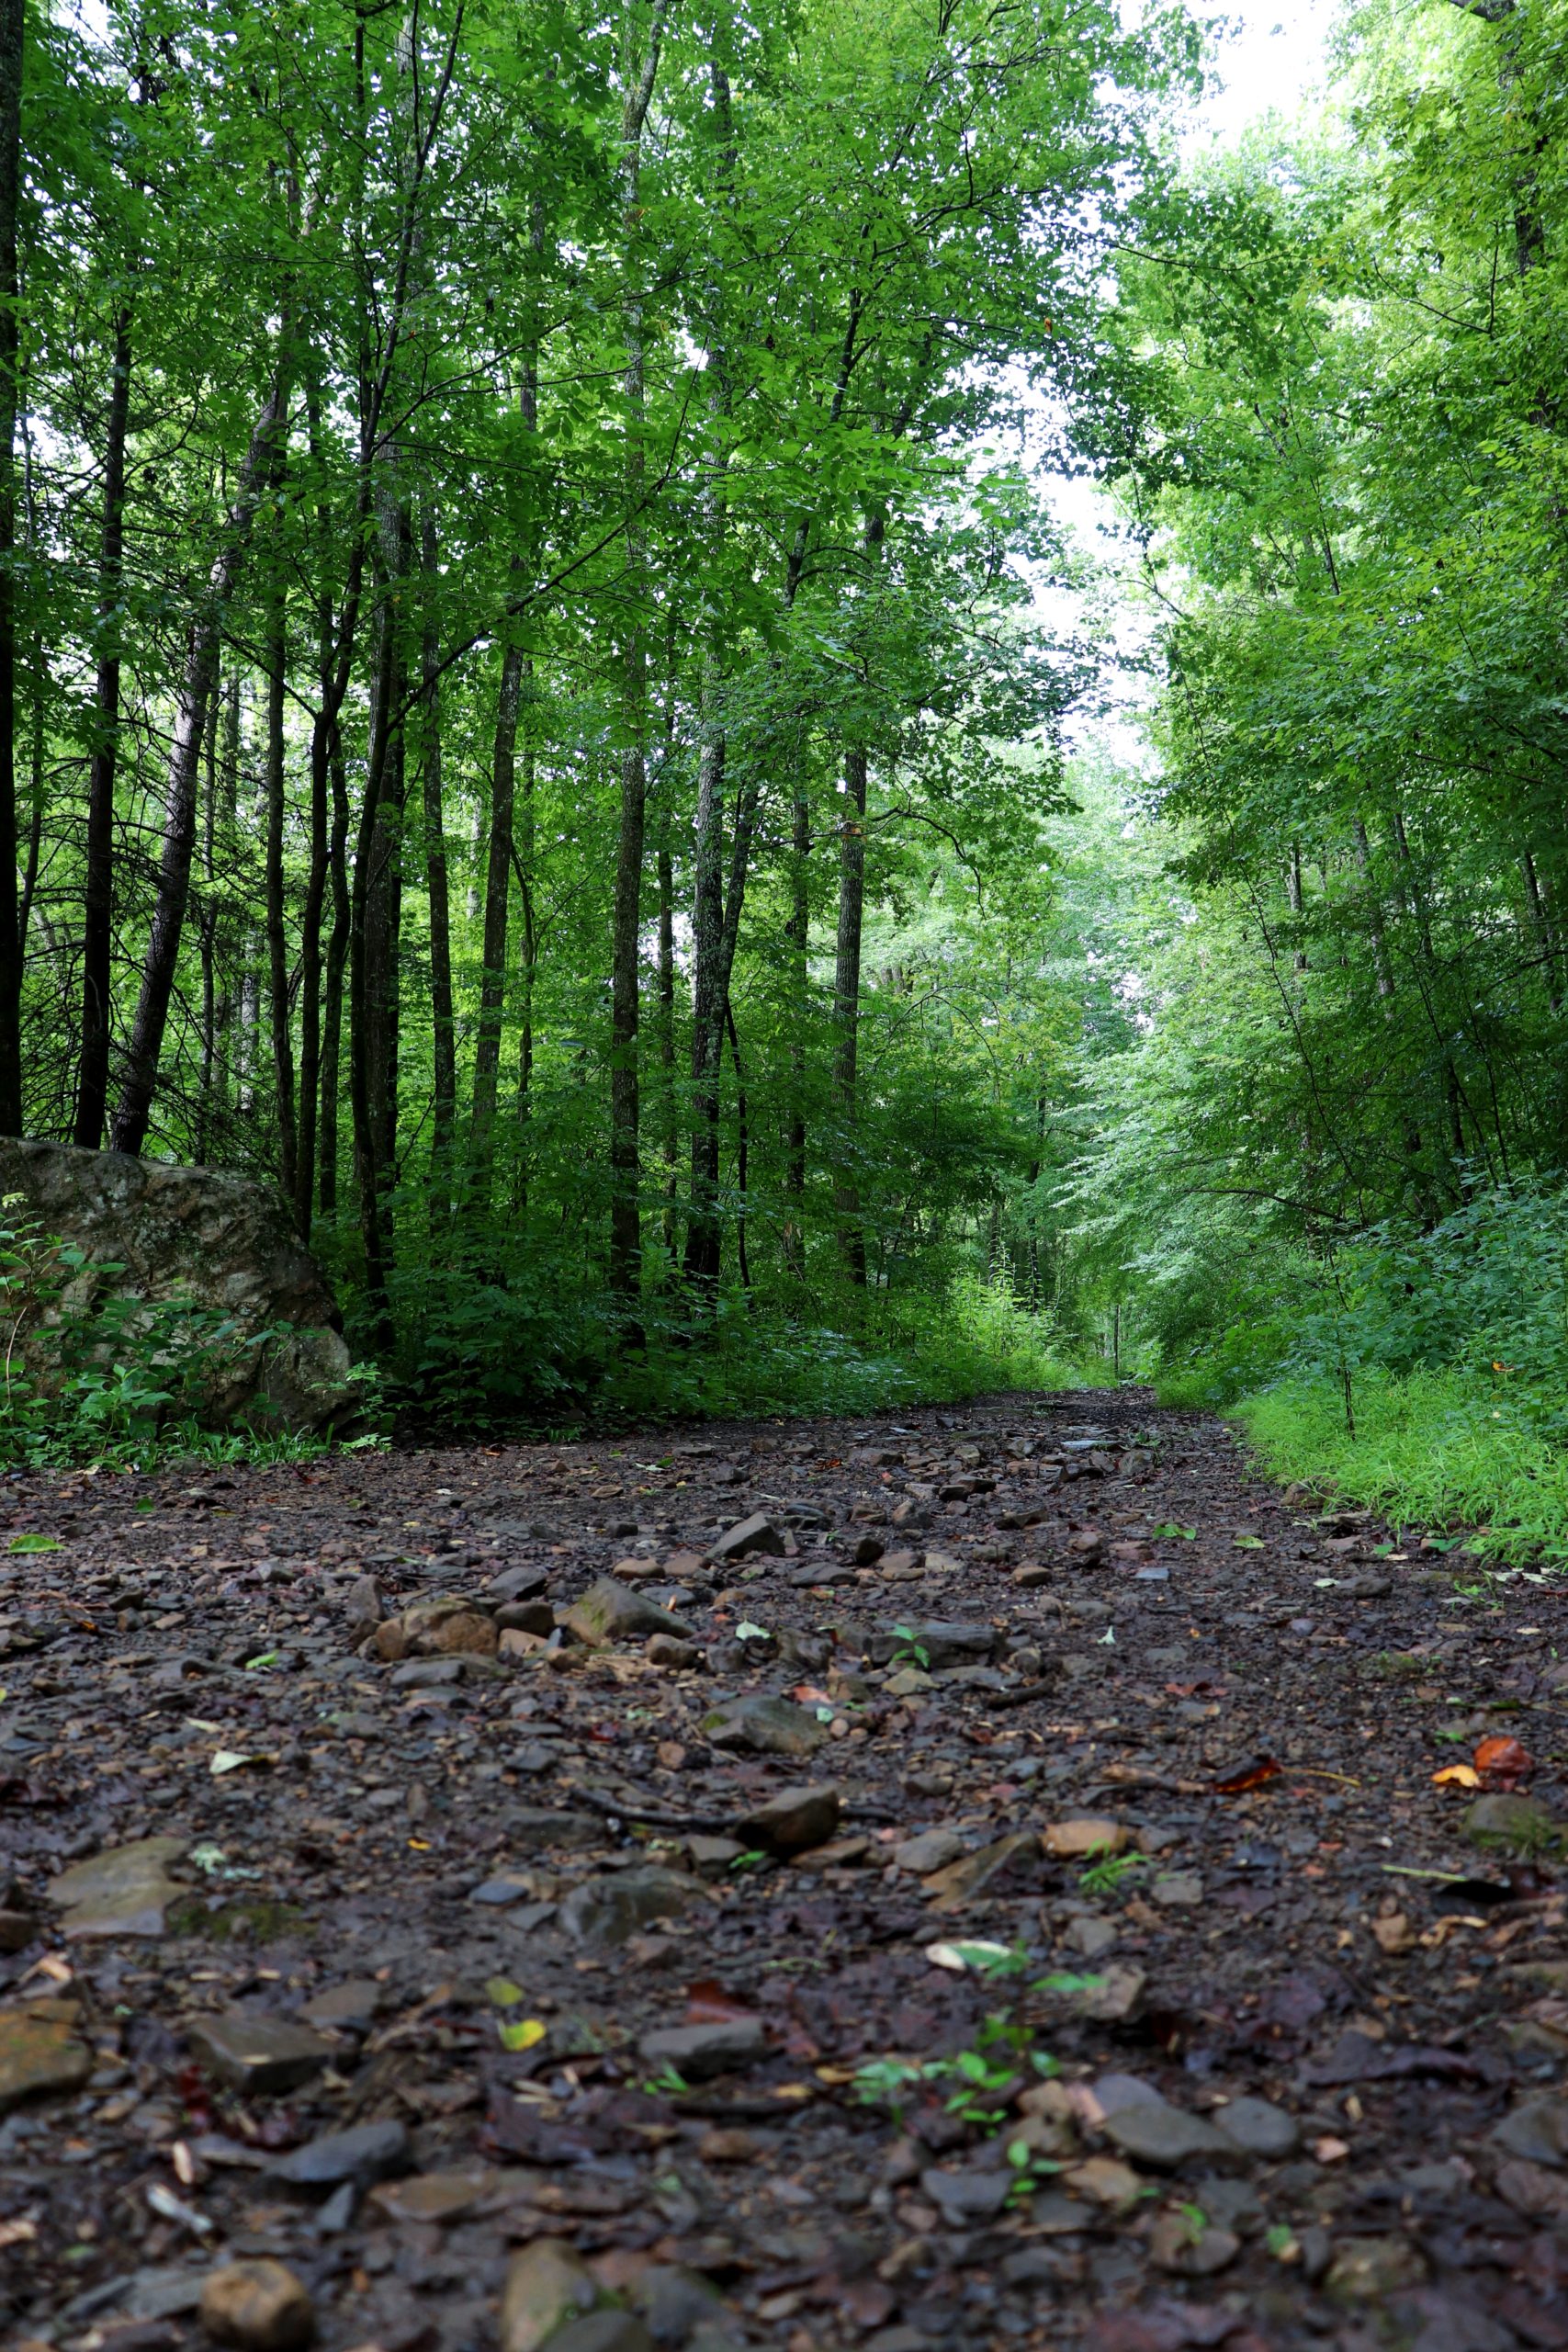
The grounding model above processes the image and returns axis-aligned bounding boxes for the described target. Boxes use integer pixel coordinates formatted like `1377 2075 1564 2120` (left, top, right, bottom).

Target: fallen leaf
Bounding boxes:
1233 1535 1265 1549
1475 1735 1533 1785
209 1749 272 1776
1313 2136 1351 2164
924 1939 1014 1973
7 1534 60 1553
684 1980 759 2027
498 2018 547 2052
1432 1764 1481 1790
1213 1757 1283 1795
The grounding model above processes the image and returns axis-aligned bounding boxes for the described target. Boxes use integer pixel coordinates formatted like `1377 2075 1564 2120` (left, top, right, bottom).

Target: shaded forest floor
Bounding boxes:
4 1391 1568 2352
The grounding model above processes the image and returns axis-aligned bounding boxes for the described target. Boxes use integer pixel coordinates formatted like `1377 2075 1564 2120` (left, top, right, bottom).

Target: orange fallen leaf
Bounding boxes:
1475 1735 1533 1784
1432 1764 1481 1790
1213 1757 1283 1795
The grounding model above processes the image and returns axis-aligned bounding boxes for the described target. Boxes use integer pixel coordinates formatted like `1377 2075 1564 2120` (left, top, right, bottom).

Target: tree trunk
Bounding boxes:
111 346 292 1156
469 641 520 1199
0 0 24 1135
656 797 677 1256
318 724 349 1216
608 2 669 1326
348 484 408 1332
421 502 456 1213
783 754 810 1275
264 563 297 1202
74 300 132 1149
833 741 868 1284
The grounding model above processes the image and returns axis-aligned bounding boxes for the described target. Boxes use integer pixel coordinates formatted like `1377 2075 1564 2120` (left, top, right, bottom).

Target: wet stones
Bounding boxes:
637 2017 767 2079
705 1512 785 1565
560 1866 706 1949
736 1783 841 1855
267 2118 410 2193
702 1695 829 1758
893 1826 964 1875
924 1830 1042 1911
1464 1792 1558 1850
186 2012 333 2095
1043 1816 1126 1860
0 2002 93 2115
199 2258 316 2352
564 1577 694 1648
45 1835 188 1937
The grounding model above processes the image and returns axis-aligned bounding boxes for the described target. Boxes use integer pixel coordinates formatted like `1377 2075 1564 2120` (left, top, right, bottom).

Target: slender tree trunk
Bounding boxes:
656 799 677 1257
318 725 349 1216
348 484 408 1331
0 0 24 1135
608 3 669 1327
111 345 292 1155
194 679 220 1163
1524 850 1562 1015
264 564 298 1202
783 763 810 1274
421 503 456 1214
74 301 132 1148
470 643 519 1200
834 741 868 1284
725 994 750 1295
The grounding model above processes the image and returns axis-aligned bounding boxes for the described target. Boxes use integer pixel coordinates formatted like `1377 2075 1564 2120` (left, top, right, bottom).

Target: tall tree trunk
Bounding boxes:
318 725 349 1216
264 562 297 1202
469 642 519 1201
421 502 456 1214
783 767 810 1274
195 680 220 1162
608 2 669 1325
725 995 750 1295
74 300 132 1148
1524 850 1562 1015
656 797 677 1256
348 483 408 1332
833 740 868 1285
111 345 292 1156
0 0 25 1133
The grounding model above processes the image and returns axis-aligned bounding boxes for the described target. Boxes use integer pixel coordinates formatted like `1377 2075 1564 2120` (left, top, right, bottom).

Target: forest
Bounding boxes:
2 0 1567 1543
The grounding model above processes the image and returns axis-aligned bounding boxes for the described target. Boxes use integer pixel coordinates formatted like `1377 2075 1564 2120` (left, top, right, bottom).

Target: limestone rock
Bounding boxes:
199 2258 316 2351
0 2005 93 2115
402 1598 498 1657
702 1695 828 1758
638 2018 767 2079
1465 1792 1558 1850
46 1836 187 1937
1101 2098 1235 2169
1043 1817 1126 1861
565 1577 694 1648
500 2239 597 2352
925 1830 1042 1911
560 1866 705 1948
646 1633 704 1669
705 1512 785 1564
0 1138 357 1432
187 2012 333 2094
737 1784 841 1855
268 2118 409 2191
1215 2094 1300 2159
893 1826 964 1875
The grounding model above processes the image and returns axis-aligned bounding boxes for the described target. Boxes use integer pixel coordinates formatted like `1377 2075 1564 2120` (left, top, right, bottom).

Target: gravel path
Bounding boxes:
2 1389 1566 2352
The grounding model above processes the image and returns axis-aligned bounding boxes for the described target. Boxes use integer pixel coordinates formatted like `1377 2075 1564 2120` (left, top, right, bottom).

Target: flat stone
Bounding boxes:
702 1695 828 1759
500 2239 598 2352
299 1980 382 2032
187 2012 333 2095
402 1598 498 1657
496 1600 555 1636
1492 2098 1568 2169
920 2162 1012 2221
501 1807 604 1851
565 1577 694 1648
1151 1872 1205 1908
638 2018 768 2080
686 1834 745 1874
894 1826 964 1875
547 2317 656 2352
924 1830 1042 1912
1102 2099 1238 2169
646 1634 704 1669
1323 2234 1427 2301
898 1621 997 1668
560 1867 705 1949
1065 1913 1119 1960
705 1512 786 1564
1013 1563 1054 1588
1149 2211 1240 2276
884 1666 935 1698
737 1784 841 1855
489 1564 550 1603
1043 1817 1126 1860
199 2258 315 2352
1076 1964 1145 2022
1215 2094 1300 2159
45 1836 187 1937
392 1657 465 1688
268 2118 410 2191
0 2007 93 2114
1464 1792 1558 1849
368 2166 497 2224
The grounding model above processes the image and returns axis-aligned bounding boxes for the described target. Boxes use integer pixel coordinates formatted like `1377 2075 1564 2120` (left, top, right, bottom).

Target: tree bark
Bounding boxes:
420 502 456 1211
607 2 669 1326
318 723 349 1216
111 345 292 1156
264 560 297 1202
469 641 520 1200
0 0 23 1134
833 740 869 1284
74 300 132 1148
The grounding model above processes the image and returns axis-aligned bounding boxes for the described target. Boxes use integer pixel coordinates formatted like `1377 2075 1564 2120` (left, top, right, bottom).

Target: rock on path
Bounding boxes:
0 1391 1564 2351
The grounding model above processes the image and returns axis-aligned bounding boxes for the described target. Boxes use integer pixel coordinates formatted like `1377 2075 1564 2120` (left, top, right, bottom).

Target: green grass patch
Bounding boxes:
1236 1368 1568 1566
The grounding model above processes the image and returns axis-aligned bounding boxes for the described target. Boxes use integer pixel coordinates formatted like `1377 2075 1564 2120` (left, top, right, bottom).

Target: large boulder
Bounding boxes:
0 1139 358 1432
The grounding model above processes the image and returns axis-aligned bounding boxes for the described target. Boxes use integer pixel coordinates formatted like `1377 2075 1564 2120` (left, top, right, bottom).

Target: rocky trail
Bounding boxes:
3 1391 1567 2352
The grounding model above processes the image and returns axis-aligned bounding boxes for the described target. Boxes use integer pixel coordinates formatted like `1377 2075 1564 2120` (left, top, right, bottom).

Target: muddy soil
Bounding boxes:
2 1389 1566 2352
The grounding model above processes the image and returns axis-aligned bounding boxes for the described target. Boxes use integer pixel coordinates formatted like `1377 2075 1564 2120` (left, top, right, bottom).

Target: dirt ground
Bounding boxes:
3 1388 1566 2352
